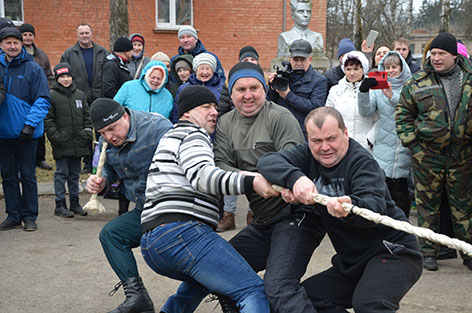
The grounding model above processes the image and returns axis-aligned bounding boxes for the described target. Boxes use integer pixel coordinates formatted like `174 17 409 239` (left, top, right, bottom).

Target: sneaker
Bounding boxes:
0 219 22 231
23 220 37 231
423 256 438 271
216 212 235 232
463 259 472 271
437 245 457 260
37 160 53 170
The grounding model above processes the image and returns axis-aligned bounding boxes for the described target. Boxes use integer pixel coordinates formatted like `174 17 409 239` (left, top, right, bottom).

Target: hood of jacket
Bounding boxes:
378 50 412 89
187 70 222 87
140 60 169 93
170 54 194 84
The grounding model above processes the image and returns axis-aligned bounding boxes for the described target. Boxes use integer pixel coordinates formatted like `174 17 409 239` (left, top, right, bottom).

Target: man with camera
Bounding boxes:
268 39 327 136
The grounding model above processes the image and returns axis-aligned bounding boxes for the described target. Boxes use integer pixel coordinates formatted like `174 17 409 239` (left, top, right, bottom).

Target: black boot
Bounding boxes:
54 200 74 218
108 276 155 313
70 197 87 216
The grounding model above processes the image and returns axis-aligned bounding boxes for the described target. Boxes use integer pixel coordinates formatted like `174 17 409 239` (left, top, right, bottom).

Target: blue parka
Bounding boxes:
114 61 174 119
171 71 224 123
0 48 50 139
357 51 412 178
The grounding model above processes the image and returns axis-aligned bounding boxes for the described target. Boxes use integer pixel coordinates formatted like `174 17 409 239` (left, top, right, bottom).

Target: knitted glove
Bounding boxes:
19 125 34 141
359 77 378 93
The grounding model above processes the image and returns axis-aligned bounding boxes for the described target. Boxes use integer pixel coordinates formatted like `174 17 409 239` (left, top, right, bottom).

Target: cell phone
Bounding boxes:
368 71 389 89
365 30 379 49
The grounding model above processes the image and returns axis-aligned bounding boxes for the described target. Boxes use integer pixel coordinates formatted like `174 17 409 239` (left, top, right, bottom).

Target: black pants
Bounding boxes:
229 207 325 313
302 241 423 312
35 134 46 162
386 177 410 218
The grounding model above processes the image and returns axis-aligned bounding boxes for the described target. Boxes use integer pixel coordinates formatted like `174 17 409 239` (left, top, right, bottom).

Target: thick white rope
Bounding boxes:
83 142 108 214
272 185 472 256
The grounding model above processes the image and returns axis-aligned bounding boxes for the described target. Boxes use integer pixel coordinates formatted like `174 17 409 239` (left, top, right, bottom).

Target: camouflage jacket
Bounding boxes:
396 55 472 156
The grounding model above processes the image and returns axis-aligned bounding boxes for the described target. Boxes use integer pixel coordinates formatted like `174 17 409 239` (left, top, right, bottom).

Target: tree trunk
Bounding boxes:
406 0 413 38
109 0 129 50
440 0 450 32
354 0 362 47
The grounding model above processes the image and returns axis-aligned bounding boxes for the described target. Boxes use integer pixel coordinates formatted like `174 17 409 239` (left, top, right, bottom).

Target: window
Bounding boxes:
156 0 192 29
0 0 23 24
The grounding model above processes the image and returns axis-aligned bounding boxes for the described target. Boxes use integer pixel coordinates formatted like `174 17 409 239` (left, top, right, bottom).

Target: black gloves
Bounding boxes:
359 77 378 93
19 125 34 141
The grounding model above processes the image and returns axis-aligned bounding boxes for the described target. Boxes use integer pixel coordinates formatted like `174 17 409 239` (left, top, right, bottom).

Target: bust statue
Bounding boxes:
277 0 324 58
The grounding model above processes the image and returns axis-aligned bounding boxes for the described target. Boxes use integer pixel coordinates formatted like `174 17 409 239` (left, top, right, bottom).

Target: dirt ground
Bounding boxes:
1 194 471 313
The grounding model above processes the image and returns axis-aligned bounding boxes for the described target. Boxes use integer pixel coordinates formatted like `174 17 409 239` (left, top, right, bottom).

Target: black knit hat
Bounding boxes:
19 23 35 35
90 98 126 130
54 63 73 80
239 46 259 62
177 85 217 118
0 27 23 41
113 37 133 52
430 32 457 56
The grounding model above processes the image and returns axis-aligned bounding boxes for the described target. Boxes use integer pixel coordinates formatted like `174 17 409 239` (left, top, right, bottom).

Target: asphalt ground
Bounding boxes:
1 191 471 313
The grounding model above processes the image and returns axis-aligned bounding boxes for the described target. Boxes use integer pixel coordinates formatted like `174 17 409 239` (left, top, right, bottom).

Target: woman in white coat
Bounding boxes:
325 51 376 151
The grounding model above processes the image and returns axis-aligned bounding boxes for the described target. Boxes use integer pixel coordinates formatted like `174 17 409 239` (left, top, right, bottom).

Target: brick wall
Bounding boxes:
24 0 326 73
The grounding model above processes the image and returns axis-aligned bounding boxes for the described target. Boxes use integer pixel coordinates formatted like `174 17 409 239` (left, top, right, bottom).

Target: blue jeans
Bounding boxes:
54 157 81 201
141 221 269 313
0 138 39 223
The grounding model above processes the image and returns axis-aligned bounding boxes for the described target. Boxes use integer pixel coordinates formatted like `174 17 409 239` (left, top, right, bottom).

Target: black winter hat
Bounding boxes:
0 18 14 31
19 23 35 35
239 46 259 62
177 85 217 118
90 98 126 130
430 32 457 56
0 27 23 41
113 37 133 52
54 63 73 80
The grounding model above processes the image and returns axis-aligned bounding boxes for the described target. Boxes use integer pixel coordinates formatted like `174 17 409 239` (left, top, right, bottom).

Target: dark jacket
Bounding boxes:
44 81 93 159
323 65 344 92
0 48 50 139
405 51 421 74
60 41 109 103
267 66 328 133
170 54 194 86
29 44 54 87
217 84 232 117
101 53 131 99
172 71 225 123
170 40 225 83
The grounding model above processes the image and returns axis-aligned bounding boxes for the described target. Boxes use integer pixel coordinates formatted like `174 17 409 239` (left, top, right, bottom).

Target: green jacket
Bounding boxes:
44 81 93 160
396 55 472 157
214 101 305 225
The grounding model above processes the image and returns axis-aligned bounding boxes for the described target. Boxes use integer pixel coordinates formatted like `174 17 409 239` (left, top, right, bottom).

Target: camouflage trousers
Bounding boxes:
411 150 472 258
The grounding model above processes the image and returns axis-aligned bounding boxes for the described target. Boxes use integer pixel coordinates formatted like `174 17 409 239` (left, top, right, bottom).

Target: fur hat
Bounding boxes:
341 51 370 74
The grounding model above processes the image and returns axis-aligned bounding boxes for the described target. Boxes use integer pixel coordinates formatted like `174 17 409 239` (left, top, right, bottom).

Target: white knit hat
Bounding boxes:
192 53 217 72
341 51 369 74
178 25 198 39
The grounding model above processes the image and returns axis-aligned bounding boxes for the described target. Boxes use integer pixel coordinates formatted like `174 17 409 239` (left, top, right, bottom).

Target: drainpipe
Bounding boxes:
283 0 286 32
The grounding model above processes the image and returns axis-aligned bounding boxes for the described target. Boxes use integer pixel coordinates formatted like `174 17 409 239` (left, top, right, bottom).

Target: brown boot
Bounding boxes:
246 210 254 225
216 212 235 232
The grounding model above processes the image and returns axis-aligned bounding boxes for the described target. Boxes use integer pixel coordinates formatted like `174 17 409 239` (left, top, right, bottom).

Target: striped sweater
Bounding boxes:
141 120 254 232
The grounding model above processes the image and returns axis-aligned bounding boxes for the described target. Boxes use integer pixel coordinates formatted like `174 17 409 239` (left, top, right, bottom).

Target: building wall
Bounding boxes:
24 0 327 72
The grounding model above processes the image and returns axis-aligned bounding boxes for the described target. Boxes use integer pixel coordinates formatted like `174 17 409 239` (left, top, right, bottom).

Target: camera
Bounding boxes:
270 61 305 91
